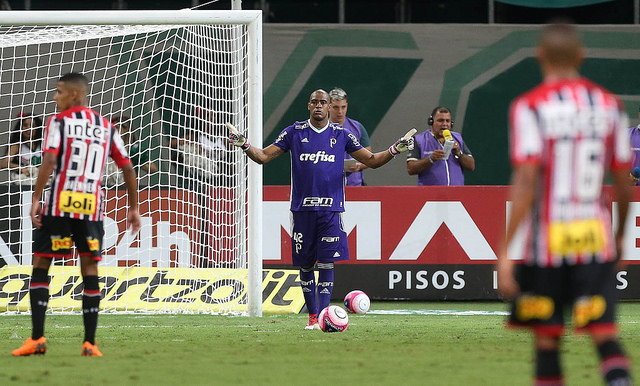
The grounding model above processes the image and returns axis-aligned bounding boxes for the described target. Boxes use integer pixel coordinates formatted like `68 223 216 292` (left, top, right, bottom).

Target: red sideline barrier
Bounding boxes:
264 186 640 300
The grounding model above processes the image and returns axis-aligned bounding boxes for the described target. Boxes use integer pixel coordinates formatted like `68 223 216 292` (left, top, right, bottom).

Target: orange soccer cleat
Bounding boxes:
81 341 103 357
12 337 47 356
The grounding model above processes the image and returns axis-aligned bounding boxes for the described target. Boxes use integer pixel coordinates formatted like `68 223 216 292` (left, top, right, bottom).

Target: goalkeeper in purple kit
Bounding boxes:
228 89 414 329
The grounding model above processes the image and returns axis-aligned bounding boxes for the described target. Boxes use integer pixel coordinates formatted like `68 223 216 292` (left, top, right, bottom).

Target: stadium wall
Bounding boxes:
261 24 640 187
262 185 640 301
1 24 639 187
3 185 640 302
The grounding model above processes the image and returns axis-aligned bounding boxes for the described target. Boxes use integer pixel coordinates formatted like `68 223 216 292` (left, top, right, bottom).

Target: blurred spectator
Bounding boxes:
168 109 234 189
104 116 157 187
1 112 43 185
329 87 372 186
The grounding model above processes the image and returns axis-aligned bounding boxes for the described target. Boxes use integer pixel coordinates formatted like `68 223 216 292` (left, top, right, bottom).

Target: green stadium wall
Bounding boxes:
262 25 640 186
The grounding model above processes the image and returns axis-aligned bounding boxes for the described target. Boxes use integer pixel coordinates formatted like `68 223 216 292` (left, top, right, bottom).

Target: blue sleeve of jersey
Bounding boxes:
358 124 371 147
345 131 363 154
272 127 291 151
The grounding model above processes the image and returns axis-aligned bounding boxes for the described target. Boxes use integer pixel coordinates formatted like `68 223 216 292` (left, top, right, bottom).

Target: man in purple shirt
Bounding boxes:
629 105 640 185
407 106 475 185
228 89 414 329
329 87 372 186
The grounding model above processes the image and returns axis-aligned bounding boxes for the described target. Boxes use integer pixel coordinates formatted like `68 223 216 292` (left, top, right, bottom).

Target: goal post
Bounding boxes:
0 10 263 317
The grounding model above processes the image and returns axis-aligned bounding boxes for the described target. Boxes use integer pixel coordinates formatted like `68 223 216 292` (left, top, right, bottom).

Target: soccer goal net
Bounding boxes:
0 10 263 316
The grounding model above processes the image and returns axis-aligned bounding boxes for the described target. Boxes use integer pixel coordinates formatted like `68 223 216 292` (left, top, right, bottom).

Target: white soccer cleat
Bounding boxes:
304 323 321 330
304 315 321 330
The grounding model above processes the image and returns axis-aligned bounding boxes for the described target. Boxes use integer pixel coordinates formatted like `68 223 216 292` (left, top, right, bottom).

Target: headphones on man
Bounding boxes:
428 106 453 127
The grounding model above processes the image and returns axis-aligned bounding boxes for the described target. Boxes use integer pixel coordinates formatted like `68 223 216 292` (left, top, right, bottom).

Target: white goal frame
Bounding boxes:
0 10 263 317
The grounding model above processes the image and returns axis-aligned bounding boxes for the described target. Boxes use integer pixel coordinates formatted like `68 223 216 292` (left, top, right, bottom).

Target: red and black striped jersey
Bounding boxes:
41 106 131 221
509 77 631 267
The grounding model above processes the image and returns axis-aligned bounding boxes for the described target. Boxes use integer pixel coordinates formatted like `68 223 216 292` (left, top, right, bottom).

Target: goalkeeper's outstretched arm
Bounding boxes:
226 122 285 164
244 144 285 165
350 128 415 169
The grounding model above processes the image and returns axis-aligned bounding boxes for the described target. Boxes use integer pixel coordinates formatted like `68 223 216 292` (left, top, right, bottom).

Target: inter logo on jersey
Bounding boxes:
64 118 107 141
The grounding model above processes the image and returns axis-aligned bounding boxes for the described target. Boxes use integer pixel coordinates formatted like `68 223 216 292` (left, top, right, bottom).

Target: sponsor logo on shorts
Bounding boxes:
321 236 340 242
573 295 606 328
302 197 334 207
86 238 100 251
516 295 554 321
51 236 73 251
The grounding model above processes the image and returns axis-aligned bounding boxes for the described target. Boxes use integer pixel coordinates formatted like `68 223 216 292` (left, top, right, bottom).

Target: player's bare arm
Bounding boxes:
244 144 285 165
348 146 372 172
121 162 141 234
30 152 57 229
496 163 537 299
350 147 393 169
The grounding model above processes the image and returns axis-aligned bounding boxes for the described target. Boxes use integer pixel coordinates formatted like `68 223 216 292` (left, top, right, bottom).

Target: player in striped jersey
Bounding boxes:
497 23 632 385
12 73 141 357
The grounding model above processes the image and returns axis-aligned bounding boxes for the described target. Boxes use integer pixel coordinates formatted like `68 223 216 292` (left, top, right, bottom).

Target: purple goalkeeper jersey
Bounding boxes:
273 119 363 212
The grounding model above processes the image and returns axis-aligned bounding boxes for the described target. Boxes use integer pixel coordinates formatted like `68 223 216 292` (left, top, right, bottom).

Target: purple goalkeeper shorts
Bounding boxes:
290 211 349 267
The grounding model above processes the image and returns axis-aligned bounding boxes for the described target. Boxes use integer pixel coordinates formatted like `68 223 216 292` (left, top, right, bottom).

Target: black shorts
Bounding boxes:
33 215 104 261
508 261 618 336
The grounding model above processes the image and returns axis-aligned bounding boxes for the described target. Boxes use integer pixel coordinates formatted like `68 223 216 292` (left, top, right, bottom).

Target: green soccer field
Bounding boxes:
0 301 637 385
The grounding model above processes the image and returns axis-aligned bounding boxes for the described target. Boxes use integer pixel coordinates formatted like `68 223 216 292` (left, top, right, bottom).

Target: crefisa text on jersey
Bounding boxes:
299 151 336 164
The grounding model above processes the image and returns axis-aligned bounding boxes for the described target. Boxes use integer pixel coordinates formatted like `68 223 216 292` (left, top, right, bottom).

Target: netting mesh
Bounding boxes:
0 23 251 314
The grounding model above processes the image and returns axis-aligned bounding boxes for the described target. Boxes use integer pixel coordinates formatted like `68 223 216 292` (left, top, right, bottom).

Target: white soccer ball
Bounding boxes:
343 290 370 314
318 305 349 333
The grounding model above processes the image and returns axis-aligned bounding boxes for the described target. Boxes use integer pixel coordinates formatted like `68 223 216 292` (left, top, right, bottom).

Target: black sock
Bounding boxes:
30 268 49 340
536 349 563 385
82 275 101 345
597 340 632 385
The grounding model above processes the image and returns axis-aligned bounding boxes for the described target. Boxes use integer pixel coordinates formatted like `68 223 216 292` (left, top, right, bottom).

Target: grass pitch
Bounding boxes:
0 301 638 385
